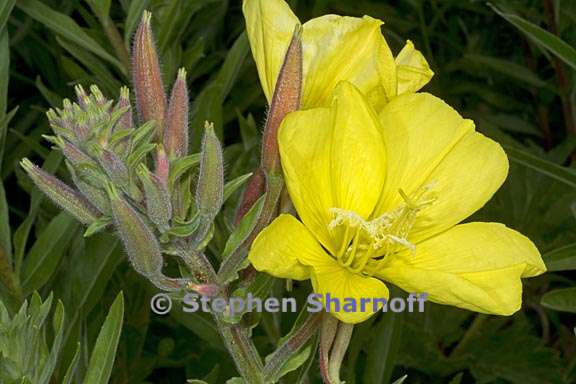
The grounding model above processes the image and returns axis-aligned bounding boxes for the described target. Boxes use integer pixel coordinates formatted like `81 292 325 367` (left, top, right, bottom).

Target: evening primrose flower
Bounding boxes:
243 0 433 109
248 82 546 324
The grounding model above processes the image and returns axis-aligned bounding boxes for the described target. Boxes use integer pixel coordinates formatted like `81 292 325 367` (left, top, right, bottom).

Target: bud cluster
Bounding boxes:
21 13 225 291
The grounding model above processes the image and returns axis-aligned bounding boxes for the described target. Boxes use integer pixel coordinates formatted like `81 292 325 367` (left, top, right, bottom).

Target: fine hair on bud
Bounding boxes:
21 158 101 224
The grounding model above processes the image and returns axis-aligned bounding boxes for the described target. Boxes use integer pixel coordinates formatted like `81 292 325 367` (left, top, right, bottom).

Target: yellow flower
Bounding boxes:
243 0 433 109
248 82 546 324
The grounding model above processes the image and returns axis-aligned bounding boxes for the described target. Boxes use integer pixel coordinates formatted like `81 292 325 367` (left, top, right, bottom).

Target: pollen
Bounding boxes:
328 182 437 275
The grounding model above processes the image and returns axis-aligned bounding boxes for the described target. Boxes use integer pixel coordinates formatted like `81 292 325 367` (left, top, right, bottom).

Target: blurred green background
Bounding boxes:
0 0 575 383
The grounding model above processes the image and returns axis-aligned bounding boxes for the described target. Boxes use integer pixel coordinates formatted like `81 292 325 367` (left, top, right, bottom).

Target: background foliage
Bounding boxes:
0 0 575 383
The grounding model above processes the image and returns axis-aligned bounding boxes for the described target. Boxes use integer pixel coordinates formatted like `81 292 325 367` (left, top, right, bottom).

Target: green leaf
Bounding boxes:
0 2 13 116
541 288 576 313
223 172 253 202
503 145 576 188
83 292 125 384
544 243 576 271
56 37 122 95
61 343 81 384
0 0 16 30
21 212 78 295
463 54 546 88
222 195 265 260
364 312 404 384
0 181 11 262
490 4 576 70
190 33 249 149
464 318 564 383
448 373 464 384
62 235 122 341
87 0 111 18
391 375 408 384
169 153 201 185
37 300 65 384
17 0 124 73
124 0 149 43
170 307 225 351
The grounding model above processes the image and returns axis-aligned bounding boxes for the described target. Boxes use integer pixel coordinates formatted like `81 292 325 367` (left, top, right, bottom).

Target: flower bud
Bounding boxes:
66 162 111 214
99 148 130 189
154 145 169 187
261 25 302 174
21 158 100 224
137 163 172 231
164 68 189 159
132 11 166 136
196 122 224 219
105 182 163 278
115 86 134 131
235 167 265 224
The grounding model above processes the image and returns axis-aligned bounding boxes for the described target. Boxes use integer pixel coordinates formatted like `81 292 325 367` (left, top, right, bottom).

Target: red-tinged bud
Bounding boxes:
116 86 133 131
164 68 189 158
187 283 220 298
261 25 302 174
234 167 265 224
105 182 164 279
155 145 169 187
132 11 166 137
21 158 100 224
137 164 172 231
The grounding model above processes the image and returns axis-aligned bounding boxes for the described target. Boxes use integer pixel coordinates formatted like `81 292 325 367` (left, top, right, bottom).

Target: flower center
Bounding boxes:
328 183 436 276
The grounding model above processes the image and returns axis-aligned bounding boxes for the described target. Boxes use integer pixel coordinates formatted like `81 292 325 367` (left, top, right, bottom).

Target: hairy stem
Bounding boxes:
263 313 322 381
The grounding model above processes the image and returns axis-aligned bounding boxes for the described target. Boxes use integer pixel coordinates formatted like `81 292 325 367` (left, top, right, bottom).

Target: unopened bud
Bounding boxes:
235 167 265 224
137 164 172 231
99 148 130 189
196 122 224 219
155 145 169 187
105 182 163 278
66 162 111 214
116 86 134 131
164 68 189 158
132 11 166 136
261 25 302 174
21 158 100 224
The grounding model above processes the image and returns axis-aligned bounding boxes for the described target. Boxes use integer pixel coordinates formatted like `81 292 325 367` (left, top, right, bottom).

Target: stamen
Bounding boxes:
327 182 437 275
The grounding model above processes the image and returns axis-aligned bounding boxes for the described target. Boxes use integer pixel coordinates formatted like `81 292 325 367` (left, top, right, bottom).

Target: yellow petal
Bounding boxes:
301 15 397 108
410 126 508 242
279 82 386 253
329 82 387 217
375 93 508 243
395 40 434 94
243 0 300 102
376 222 546 315
298 248 389 324
278 107 334 252
248 214 319 280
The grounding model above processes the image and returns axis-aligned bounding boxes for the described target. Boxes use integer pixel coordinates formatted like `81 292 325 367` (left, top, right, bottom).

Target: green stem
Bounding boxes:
320 315 338 384
328 322 354 383
216 315 265 384
263 313 322 382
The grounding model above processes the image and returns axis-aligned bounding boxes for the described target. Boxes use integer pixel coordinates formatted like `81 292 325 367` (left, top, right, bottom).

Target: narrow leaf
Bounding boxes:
82 292 125 384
